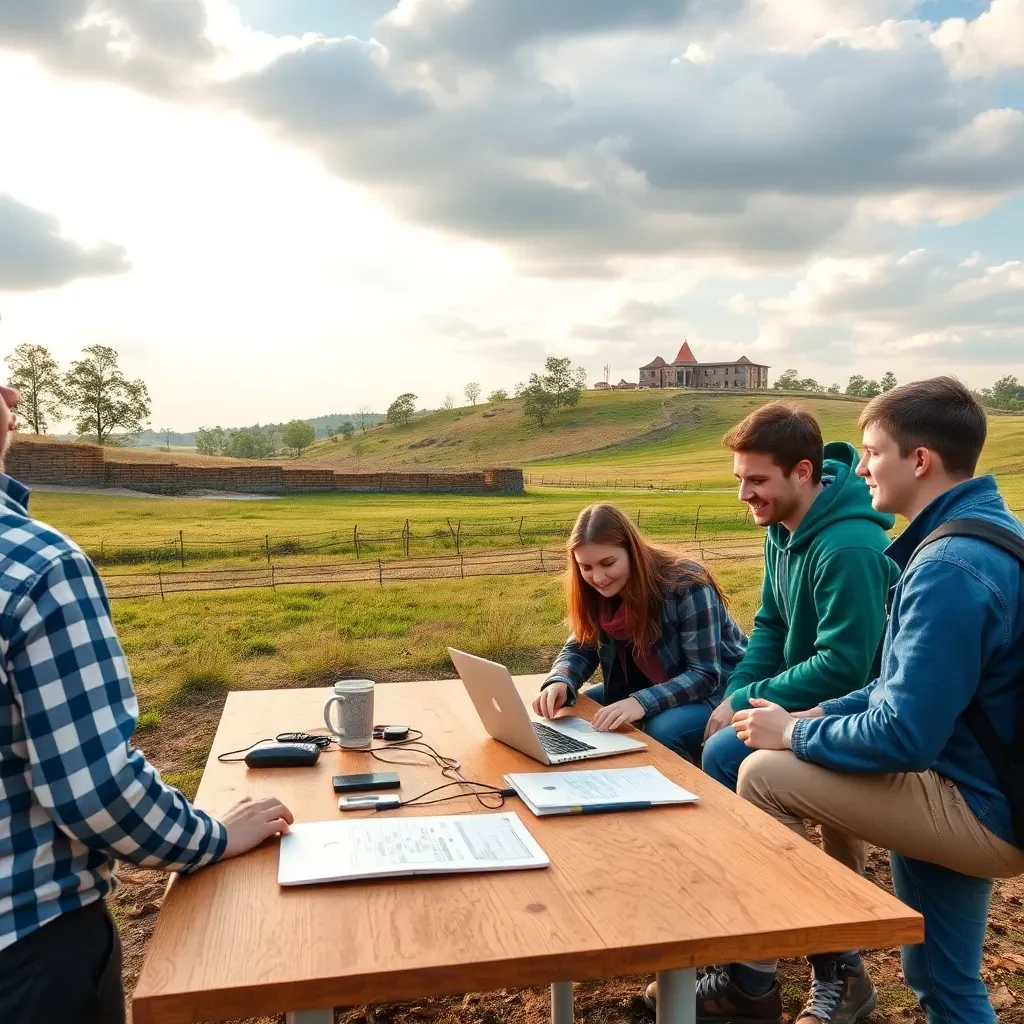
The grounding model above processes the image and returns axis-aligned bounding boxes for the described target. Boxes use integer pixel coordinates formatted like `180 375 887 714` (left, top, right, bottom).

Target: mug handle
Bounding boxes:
324 694 346 738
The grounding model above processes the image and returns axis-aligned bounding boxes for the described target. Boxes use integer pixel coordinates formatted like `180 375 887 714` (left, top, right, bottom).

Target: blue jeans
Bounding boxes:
701 723 752 792
892 855 996 1024
583 684 713 762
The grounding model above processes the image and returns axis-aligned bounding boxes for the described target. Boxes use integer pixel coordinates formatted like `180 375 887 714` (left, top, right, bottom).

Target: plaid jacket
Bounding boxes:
543 578 748 715
0 474 226 952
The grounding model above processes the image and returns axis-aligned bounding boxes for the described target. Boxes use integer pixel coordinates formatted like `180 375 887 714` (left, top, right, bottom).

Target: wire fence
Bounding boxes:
104 539 767 601
525 474 731 492
83 505 759 568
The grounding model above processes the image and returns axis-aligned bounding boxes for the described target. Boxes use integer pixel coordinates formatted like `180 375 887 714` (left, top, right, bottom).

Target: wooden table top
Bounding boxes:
132 677 923 1024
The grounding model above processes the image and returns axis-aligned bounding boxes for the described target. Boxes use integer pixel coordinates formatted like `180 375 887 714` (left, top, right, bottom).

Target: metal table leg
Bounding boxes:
286 1010 334 1023
656 968 696 1024
551 981 574 1024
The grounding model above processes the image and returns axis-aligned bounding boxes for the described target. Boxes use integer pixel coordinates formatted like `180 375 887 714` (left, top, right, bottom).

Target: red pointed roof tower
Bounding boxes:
673 341 697 364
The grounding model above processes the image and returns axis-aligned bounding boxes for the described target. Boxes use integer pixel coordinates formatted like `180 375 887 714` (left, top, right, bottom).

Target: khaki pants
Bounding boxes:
736 749 1024 879
736 751 1024 1022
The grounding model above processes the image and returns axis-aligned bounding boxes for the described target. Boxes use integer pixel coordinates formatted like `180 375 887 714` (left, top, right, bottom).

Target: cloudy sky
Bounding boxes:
1 0 1022 430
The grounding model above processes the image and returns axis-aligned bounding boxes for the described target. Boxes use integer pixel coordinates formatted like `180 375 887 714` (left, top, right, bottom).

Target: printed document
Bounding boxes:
278 812 549 885
504 765 699 817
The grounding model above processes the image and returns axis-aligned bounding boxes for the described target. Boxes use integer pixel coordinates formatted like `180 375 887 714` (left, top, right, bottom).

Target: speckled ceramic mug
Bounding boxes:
323 679 374 749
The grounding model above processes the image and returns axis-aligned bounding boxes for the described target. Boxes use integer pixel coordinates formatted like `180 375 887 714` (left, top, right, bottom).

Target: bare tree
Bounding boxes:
464 382 482 406
443 394 456 410
355 405 373 434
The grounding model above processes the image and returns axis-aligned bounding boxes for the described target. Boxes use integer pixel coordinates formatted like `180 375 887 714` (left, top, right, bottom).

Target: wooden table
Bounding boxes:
132 677 923 1024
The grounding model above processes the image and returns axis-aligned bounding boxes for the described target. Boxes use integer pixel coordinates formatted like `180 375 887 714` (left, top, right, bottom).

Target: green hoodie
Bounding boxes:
725 441 898 712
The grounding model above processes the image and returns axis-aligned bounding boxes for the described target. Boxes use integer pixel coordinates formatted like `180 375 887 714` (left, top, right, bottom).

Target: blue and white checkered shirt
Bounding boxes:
0 474 226 952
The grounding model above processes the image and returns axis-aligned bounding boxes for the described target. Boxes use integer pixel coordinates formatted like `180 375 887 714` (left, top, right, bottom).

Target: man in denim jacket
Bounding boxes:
727 377 1024 1024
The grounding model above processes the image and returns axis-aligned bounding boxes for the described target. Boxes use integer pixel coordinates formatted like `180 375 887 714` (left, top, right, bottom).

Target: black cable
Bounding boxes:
217 727 517 810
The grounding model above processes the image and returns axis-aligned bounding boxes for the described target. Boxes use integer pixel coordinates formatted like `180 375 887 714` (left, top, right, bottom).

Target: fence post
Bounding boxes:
517 516 525 547
178 530 185 568
636 509 641 527
539 548 545 571
459 553 464 579
404 519 410 558
694 505 703 539
158 572 164 601
271 565 276 591
378 559 383 587
265 534 271 565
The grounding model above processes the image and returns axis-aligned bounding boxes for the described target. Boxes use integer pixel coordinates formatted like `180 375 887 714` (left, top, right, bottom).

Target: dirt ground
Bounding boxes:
115 696 1024 1024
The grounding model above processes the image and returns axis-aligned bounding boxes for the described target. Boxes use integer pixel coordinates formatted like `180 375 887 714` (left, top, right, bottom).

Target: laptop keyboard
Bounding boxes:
532 721 597 755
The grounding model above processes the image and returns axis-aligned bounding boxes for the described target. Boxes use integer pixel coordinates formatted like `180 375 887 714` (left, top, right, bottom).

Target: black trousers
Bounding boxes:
0 899 125 1024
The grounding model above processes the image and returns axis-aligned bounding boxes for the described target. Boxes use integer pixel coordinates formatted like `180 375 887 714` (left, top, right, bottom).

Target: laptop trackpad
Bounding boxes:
553 716 598 734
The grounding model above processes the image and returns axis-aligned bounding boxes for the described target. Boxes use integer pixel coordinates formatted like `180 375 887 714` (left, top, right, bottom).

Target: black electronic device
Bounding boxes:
373 725 410 741
332 771 401 794
244 743 321 768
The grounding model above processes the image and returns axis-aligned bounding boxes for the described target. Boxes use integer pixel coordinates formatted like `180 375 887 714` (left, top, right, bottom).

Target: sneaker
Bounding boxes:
796 958 878 1024
643 965 783 1022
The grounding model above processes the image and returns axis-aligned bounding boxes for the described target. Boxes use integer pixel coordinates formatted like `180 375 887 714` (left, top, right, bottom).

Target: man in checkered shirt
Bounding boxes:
0 384 294 1023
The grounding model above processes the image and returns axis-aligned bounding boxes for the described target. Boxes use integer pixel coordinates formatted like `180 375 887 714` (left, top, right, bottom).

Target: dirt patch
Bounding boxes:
117 696 1024 1024
31 484 280 501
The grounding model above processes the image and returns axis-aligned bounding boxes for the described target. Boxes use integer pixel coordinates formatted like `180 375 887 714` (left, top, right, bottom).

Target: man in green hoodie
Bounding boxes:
645 402 897 1020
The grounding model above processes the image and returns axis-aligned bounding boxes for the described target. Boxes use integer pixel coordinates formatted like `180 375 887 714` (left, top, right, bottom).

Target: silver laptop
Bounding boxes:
448 647 646 765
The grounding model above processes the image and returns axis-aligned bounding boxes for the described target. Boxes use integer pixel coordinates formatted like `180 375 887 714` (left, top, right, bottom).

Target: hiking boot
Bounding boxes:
796 957 877 1024
643 965 783 1022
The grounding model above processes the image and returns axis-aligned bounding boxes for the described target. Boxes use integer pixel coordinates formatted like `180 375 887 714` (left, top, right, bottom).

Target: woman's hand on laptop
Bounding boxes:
534 683 570 719
592 697 645 732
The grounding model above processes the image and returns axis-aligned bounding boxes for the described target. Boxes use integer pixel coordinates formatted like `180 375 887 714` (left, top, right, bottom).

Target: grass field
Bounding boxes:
30 486 752 569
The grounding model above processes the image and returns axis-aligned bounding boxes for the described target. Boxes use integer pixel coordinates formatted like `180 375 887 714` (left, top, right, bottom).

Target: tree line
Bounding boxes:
774 368 1024 411
772 368 899 398
4 343 151 444
379 357 587 433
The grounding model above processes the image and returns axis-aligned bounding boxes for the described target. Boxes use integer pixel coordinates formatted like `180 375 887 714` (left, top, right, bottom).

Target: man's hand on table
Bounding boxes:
221 796 295 860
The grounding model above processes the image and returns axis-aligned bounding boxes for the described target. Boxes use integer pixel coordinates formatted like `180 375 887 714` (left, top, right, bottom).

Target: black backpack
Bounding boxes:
907 518 1024 845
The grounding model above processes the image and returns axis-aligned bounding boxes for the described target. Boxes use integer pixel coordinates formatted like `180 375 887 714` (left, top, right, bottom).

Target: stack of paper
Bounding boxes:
278 812 549 886
504 765 700 817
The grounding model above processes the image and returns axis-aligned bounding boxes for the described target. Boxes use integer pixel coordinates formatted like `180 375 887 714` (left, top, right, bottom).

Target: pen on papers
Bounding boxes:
568 802 652 815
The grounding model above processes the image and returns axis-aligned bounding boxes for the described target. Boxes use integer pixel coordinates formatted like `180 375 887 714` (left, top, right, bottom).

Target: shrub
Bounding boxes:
173 645 233 701
136 710 162 731
244 636 278 658
163 769 204 801
474 600 532 670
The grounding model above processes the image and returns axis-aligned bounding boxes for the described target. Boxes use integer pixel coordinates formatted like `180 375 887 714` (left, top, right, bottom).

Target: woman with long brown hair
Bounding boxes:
532 503 747 761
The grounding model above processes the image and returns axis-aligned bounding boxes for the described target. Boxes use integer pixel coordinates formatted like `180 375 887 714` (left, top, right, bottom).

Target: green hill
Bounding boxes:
300 390 860 479
296 388 1024 503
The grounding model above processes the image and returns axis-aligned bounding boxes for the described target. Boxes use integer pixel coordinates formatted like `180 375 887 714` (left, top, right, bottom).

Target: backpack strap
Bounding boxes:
909 517 1024 569
910 517 1024 843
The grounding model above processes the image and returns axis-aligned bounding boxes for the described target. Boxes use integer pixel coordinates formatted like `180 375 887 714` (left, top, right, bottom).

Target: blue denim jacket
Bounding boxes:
543 578 748 716
792 476 1024 847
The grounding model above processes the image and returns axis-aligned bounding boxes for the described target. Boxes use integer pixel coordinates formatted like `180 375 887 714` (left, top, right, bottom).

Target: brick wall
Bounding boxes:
6 439 105 486
7 439 524 496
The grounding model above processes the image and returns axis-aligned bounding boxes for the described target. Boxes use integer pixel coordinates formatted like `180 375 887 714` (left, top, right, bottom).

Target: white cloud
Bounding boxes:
748 249 1024 380
932 0 1024 78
